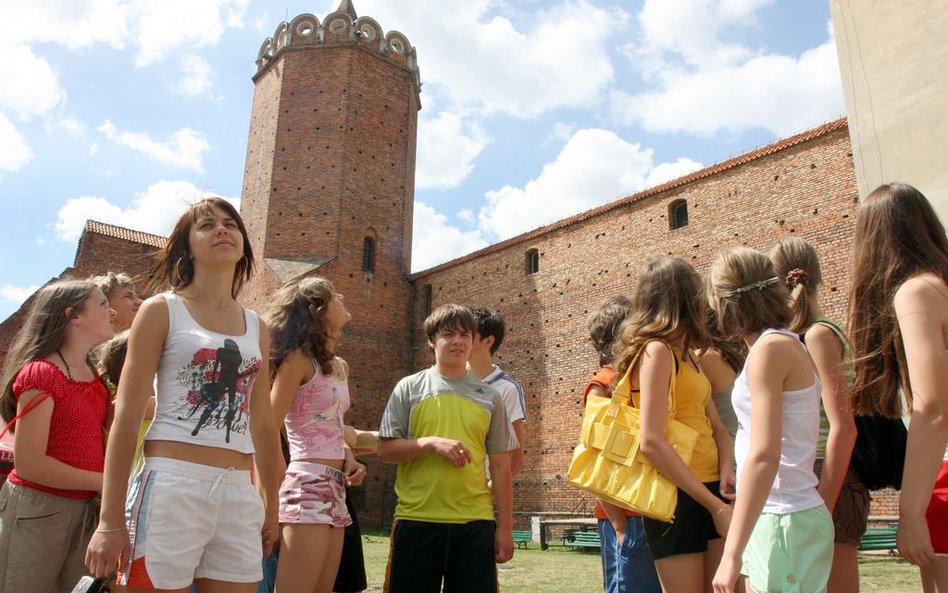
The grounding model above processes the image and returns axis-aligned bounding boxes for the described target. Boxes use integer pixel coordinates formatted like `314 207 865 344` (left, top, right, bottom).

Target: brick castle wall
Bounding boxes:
409 125 863 517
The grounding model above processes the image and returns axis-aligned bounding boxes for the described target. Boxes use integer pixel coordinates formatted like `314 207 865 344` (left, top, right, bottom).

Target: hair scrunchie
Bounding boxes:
786 268 809 289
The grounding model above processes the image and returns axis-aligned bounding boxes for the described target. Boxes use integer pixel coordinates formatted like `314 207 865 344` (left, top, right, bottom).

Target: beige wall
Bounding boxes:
829 0 948 219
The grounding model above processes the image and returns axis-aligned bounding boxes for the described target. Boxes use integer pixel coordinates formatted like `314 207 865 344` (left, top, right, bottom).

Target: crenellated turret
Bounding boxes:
253 7 421 98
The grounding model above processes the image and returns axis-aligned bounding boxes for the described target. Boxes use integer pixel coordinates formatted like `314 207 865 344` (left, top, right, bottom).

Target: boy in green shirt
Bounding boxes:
378 304 516 593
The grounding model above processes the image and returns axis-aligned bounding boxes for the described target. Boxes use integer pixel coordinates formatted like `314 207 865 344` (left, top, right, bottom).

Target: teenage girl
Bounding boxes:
0 280 114 591
612 257 735 593
770 236 864 593
265 276 366 593
709 246 833 593
849 183 948 592
85 197 282 592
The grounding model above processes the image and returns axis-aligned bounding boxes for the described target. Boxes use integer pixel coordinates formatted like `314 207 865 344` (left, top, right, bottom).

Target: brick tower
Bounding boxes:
239 0 421 526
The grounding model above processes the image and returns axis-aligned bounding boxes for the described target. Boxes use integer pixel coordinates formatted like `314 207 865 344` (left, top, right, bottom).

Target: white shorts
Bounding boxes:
119 457 265 589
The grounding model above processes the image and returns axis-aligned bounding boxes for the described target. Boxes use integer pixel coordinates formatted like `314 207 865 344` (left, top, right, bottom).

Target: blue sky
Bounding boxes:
0 0 844 321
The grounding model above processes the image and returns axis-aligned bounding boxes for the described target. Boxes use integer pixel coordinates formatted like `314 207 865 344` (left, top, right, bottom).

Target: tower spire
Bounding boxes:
337 0 357 20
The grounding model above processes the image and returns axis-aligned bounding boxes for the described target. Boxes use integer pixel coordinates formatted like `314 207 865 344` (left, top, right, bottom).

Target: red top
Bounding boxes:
583 366 637 520
10 360 108 499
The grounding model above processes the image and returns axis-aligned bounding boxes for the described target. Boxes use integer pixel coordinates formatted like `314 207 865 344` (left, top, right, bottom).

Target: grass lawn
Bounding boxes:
358 532 921 592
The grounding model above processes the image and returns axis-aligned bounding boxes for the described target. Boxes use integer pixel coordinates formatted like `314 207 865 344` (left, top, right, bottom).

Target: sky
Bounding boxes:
0 0 846 321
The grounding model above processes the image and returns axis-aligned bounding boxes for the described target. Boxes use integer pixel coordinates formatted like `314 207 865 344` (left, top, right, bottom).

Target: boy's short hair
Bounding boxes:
424 304 477 343
470 307 505 354
90 271 135 298
587 295 633 366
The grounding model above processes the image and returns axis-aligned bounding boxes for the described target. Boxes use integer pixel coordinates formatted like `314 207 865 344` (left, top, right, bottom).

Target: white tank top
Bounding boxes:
145 292 262 454
732 328 824 514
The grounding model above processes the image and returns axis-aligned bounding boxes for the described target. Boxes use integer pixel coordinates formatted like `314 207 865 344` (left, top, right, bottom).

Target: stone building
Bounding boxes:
0 2 899 526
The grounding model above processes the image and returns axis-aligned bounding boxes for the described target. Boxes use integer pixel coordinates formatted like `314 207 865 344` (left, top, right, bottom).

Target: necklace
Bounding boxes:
56 349 73 381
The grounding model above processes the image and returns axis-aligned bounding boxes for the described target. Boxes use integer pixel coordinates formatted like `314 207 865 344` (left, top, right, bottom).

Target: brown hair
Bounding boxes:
0 280 98 425
587 295 633 367
613 257 709 380
707 247 791 341
265 276 338 375
424 304 477 343
768 237 822 334
148 197 254 298
97 331 130 395
849 183 948 417
704 308 747 373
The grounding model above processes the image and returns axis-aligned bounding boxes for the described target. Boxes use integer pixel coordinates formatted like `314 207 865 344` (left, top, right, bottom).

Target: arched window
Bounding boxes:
669 199 689 230
362 237 376 272
526 248 539 275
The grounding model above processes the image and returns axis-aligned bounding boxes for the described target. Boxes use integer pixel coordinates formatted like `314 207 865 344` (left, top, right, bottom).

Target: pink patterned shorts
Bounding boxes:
278 461 352 527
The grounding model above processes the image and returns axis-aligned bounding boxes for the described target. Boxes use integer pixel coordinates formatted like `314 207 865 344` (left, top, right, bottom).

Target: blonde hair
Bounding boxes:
707 247 791 340
613 257 708 379
90 272 136 300
768 237 822 334
265 276 338 375
0 280 98 425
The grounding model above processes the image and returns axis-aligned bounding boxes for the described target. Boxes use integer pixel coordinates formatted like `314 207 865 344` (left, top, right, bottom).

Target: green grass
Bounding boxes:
358 532 921 592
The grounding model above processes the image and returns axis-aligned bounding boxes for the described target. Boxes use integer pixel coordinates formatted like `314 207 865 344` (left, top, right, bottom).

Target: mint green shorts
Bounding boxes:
742 505 834 593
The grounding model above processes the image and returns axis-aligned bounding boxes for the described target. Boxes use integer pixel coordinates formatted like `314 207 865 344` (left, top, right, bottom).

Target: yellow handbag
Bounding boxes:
566 340 699 522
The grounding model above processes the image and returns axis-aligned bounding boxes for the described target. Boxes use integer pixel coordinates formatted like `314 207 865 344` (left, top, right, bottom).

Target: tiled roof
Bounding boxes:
82 220 168 248
410 117 849 280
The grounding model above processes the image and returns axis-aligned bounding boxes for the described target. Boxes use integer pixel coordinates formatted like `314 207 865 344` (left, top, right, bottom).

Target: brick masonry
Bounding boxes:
0 8 902 528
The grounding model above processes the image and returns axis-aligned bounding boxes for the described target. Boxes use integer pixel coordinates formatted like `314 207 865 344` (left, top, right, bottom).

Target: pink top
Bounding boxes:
11 360 108 499
284 359 350 461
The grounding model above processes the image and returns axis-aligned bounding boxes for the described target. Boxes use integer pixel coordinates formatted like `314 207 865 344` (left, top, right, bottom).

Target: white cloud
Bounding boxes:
98 120 210 171
177 54 215 96
411 201 489 272
0 1 129 50
0 284 39 304
131 0 249 67
612 0 844 137
0 113 33 172
356 0 628 117
416 112 490 190
46 117 86 138
0 42 65 121
477 128 703 240
55 180 237 242
612 39 844 137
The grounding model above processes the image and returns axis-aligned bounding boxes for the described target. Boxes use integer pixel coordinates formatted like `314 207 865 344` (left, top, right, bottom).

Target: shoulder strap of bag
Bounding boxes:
612 339 678 416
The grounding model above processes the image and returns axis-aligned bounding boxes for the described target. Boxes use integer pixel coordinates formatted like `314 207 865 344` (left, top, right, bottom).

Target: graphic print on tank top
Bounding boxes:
174 338 261 443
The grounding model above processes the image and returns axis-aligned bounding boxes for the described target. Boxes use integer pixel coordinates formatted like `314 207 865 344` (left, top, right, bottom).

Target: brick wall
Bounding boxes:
409 124 866 517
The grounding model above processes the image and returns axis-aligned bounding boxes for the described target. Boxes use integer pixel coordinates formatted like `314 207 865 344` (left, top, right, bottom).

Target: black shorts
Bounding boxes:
384 519 497 593
643 481 724 560
333 490 368 592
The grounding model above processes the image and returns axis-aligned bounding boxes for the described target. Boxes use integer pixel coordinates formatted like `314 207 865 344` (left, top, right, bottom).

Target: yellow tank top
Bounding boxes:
633 344 719 482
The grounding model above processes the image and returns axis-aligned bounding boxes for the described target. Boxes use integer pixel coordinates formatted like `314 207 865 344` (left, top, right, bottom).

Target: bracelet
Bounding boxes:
714 505 728 516
95 526 125 534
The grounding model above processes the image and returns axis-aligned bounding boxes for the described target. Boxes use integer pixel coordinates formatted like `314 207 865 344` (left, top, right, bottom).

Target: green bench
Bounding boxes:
569 530 602 551
858 525 898 555
513 530 532 549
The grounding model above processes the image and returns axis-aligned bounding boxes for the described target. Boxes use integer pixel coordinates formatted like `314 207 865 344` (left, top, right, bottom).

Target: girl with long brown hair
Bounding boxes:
849 183 948 592
613 257 735 593
0 280 114 591
264 276 365 593
85 198 282 592
770 236 864 593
